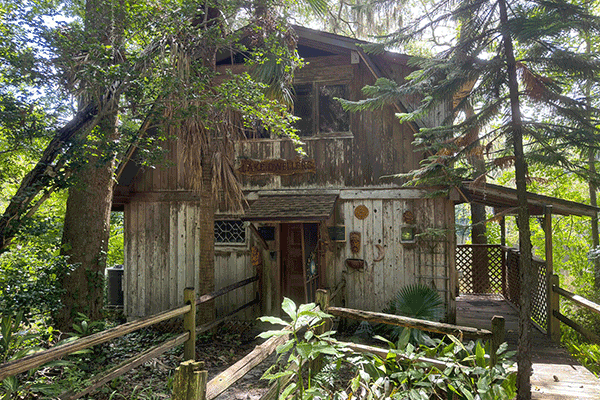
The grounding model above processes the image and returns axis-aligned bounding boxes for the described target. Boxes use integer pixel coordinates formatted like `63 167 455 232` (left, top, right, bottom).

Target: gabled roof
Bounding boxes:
455 181 599 218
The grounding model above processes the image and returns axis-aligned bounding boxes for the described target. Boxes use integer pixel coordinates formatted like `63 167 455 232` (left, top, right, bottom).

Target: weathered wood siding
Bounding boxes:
235 55 424 191
324 192 456 318
124 200 204 319
214 244 257 320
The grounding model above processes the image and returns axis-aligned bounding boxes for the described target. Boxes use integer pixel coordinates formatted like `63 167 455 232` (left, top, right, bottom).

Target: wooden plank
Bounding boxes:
177 203 186 309
138 201 146 317
553 285 600 316
169 203 178 309
327 307 492 339
59 333 189 400
197 298 259 334
0 304 191 381
197 275 259 305
372 199 384 310
339 341 455 371
205 329 290 400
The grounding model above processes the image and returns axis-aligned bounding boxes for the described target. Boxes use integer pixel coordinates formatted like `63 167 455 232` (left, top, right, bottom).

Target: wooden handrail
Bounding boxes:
0 303 191 381
197 275 259 305
553 285 600 317
327 307 493 339
553 310 600 344
58 332 189 400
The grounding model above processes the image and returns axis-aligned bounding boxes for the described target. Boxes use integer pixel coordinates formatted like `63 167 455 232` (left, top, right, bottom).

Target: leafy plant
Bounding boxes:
377 284 445 344
260 298 516 399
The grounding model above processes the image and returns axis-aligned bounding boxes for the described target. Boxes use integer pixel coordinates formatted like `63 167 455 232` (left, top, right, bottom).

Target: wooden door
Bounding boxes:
280 223 307 305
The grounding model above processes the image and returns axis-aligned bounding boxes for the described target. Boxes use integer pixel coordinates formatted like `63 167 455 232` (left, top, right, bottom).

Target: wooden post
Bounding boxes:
549 274 561 342
490 315 505 367
172 360 207 400
544 206 554 337
500 216 506 247
184 287 196 361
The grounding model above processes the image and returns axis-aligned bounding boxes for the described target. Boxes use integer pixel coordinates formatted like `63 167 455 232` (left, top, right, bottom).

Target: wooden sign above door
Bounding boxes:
237 157 316 176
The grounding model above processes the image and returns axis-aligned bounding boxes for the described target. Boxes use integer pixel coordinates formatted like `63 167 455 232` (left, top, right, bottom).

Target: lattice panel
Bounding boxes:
505 249 520 306
503 249 548 331
456 245 504 295
531 259 548 331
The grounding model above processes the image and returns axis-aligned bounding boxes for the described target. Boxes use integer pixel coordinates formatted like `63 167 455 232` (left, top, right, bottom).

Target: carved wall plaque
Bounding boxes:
349 231 361 253
237 157 316 176
354 205 369 220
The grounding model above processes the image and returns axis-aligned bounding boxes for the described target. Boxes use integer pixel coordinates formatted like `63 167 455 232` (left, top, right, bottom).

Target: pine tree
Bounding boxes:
340 0 600 398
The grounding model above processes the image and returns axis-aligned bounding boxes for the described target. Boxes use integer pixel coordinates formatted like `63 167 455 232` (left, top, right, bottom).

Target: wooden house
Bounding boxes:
112 26 457 322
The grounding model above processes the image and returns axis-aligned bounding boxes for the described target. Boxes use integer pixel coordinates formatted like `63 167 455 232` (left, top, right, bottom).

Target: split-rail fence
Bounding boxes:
0 274 259 399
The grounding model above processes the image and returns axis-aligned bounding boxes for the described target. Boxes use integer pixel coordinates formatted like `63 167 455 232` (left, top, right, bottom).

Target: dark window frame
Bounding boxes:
293 82 351 137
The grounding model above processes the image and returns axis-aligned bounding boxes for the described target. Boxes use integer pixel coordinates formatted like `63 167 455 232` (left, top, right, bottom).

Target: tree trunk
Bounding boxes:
55 0 122 331
465 102 489 292
56 117 117 329
198 153 215 323
498 0 534 398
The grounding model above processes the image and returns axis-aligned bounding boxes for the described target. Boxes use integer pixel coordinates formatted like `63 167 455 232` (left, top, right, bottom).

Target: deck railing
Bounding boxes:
0 275 259 400
549 275 600 344
457 245 548 332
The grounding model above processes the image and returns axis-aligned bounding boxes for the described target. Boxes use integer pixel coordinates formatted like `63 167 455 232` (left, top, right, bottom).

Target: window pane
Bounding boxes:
319 85 349 133
214 220 246 244
293 84 314 137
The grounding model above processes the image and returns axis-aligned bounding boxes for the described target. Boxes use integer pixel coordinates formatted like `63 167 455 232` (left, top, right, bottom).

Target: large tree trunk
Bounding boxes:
56 116 117 329
498 0 534 398
55 0 122 331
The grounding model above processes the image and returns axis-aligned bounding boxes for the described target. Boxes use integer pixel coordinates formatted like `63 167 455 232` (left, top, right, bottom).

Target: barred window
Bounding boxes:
214 220 246 244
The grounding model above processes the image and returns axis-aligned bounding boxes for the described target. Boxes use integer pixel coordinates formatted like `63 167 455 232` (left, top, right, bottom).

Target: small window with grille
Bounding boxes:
214 220 246 244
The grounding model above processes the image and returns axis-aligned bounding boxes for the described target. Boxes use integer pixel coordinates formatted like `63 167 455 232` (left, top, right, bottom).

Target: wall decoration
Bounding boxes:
327 226 346 242
403 210 415 224
400 225 416 244
251 246 262 267
354 205 369 220
373 244 385 262
349 231 361 253
345 258 365 271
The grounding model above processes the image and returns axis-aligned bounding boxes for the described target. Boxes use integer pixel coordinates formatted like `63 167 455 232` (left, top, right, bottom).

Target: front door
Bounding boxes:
280 223 320 306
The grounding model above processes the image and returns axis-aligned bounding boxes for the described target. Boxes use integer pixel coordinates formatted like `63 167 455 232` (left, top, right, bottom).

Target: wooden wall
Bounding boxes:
124 200 205 319
323 191 456 320
214 244 257 320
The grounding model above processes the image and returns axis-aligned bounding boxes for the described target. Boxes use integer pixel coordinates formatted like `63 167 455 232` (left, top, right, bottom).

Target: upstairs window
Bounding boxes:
214 220 246 244
293 83 350 137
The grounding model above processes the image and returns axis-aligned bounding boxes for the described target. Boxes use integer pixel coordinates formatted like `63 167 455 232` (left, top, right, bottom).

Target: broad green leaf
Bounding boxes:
258 330 289 339
475 342 486 367
281 297 297 321
259 316 289 326
276 339 294 354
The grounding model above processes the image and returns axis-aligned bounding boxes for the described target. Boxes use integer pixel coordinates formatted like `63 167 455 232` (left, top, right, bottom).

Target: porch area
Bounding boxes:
456 244 600 399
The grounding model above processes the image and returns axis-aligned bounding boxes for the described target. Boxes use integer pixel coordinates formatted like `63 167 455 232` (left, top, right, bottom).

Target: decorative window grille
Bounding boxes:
214 220 246 244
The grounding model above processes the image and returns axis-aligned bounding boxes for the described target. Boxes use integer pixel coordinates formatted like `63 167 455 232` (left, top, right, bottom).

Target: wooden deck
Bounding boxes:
457 295 600 399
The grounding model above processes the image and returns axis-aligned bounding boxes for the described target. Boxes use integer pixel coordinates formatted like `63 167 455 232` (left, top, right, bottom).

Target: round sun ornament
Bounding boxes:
354 205 369 220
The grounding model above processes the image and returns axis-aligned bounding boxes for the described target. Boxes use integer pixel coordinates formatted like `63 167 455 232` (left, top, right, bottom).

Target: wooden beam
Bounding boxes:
249 223 270 250
553 310 600 344
205 329 290 400
327 307 493 339
196 297 259 334
197 275 258 305
544 205 554 340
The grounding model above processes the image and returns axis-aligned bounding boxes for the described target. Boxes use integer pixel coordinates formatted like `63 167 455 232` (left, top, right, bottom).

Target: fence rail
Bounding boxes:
550 276 600 344
0 274 260 400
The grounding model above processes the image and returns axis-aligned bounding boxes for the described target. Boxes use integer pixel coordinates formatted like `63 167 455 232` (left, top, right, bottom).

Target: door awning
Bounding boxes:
242 194 338 222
